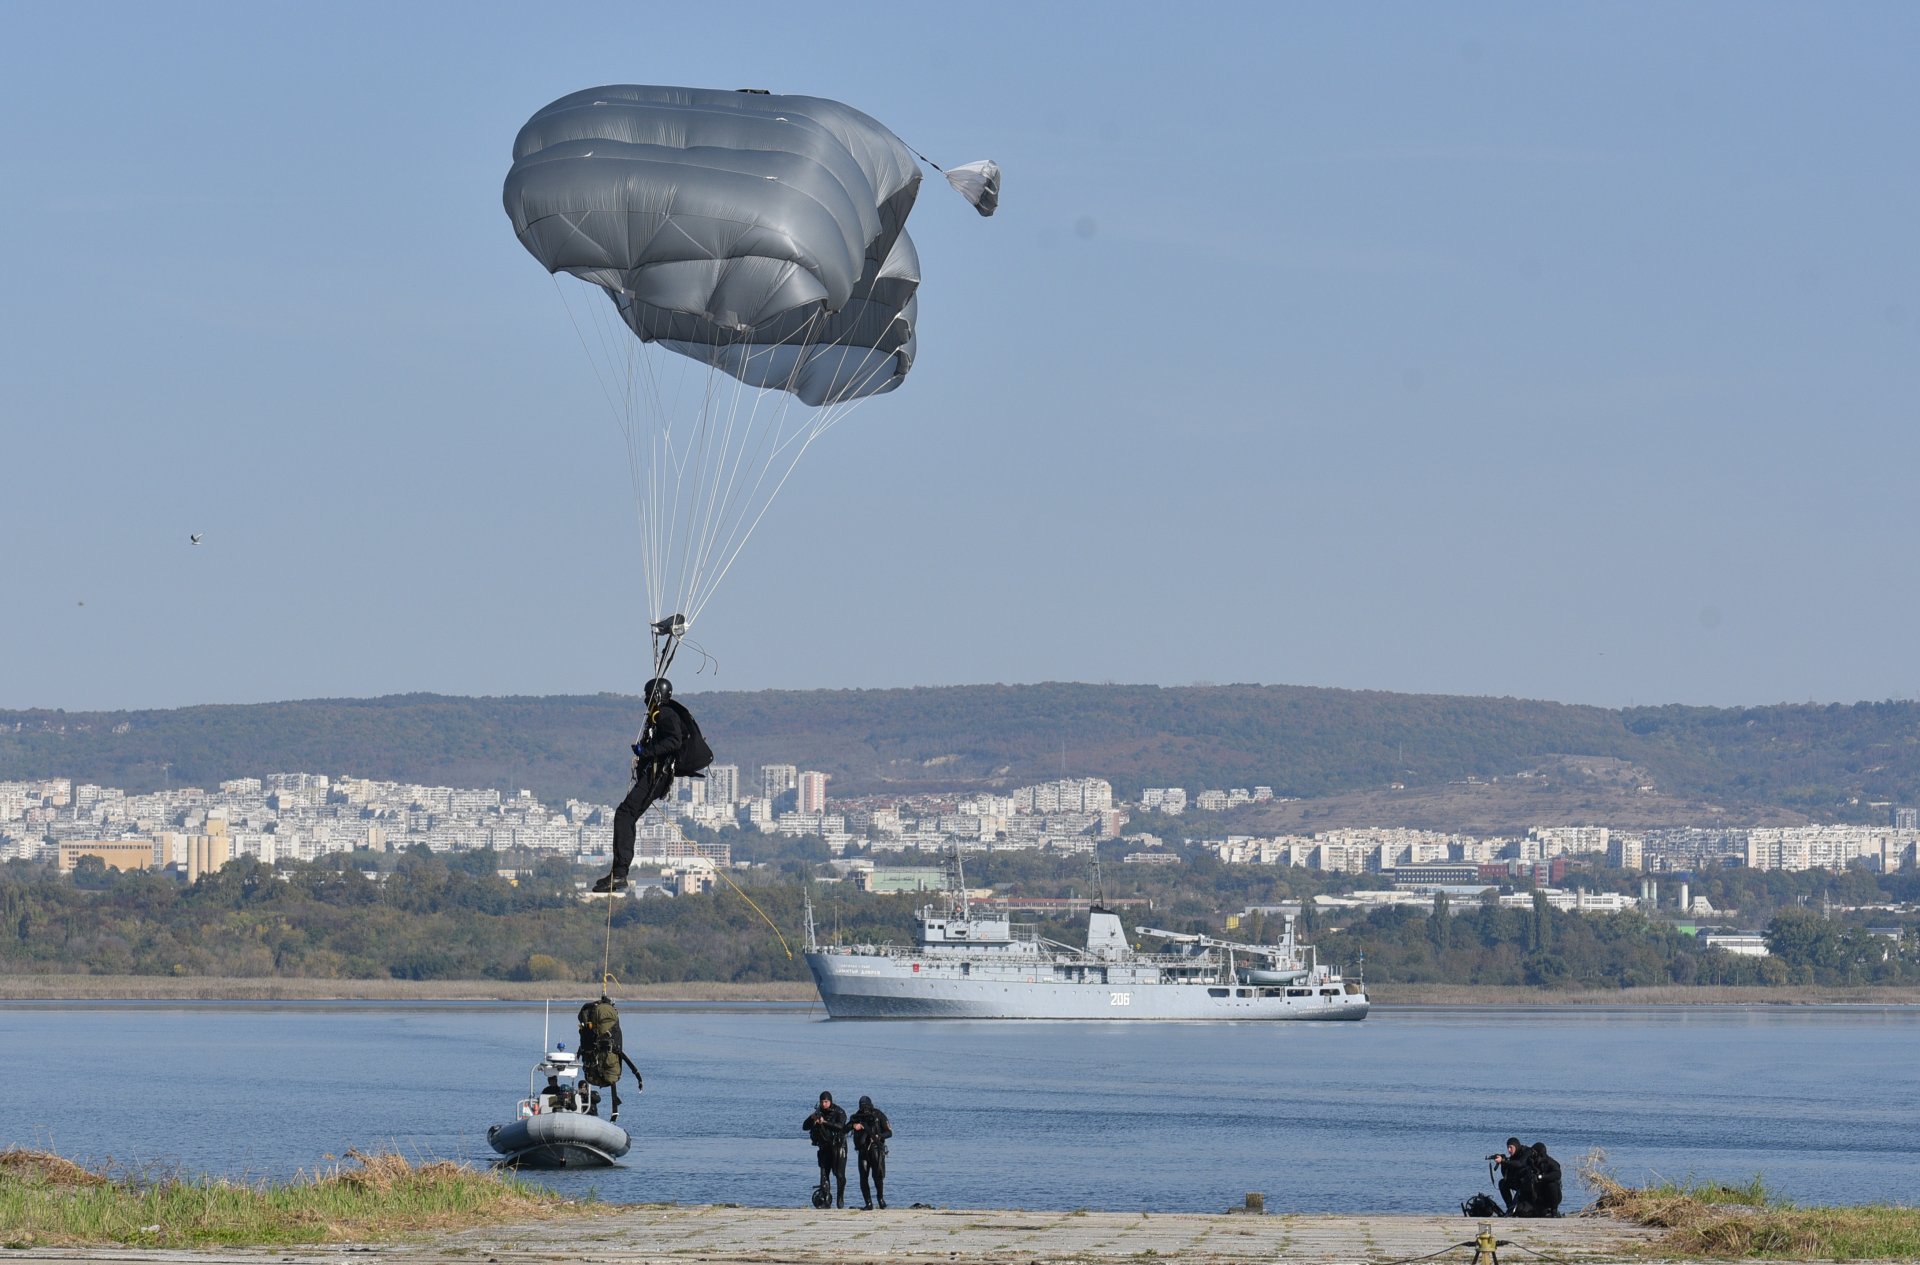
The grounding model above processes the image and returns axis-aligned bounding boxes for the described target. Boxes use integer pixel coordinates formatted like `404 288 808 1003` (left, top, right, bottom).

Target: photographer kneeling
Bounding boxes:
1484 1137 1560 1218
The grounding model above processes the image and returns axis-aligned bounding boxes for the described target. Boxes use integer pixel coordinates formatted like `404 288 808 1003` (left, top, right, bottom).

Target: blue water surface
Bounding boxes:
0 1001 1912 1213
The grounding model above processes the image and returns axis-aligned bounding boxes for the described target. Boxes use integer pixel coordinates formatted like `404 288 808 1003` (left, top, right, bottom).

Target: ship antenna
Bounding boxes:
1091 842 1109 909
953 844 970 919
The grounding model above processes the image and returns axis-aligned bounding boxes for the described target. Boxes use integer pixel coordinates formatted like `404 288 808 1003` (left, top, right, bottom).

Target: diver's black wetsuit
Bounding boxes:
610 703 687 880
848 1096 891 1209
1496 1140 1534 1215
803 1096 848 1208
1527 1143 1562 1217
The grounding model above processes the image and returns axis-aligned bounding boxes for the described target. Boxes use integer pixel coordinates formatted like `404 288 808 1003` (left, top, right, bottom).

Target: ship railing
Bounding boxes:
1010 923 1039 942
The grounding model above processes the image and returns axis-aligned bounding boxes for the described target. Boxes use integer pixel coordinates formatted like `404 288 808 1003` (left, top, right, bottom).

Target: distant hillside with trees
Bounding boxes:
5 684 1920 821
5 850 1915 990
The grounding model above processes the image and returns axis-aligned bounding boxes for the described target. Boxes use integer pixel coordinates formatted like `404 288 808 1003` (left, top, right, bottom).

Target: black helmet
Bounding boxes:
645 678 673 705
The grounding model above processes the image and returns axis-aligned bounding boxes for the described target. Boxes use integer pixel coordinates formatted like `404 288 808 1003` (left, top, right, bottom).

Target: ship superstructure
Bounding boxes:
804 856 1367 1021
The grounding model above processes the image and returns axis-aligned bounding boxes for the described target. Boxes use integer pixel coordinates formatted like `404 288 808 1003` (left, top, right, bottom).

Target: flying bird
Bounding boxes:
189 533 203 545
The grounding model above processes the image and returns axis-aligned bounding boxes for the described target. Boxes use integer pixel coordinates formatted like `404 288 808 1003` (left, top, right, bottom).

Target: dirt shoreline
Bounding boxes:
1 974 1916 1005
0 975 820 1002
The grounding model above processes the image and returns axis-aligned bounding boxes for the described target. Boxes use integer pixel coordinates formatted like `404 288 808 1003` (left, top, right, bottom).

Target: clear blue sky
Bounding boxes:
5 2 1916 712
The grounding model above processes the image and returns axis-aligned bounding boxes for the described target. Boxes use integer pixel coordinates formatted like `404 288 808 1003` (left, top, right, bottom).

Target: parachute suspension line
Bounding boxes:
675 312 831 623
558 274 900 645
553 274 675 636
683 292 901 623
896 137 946 173
654 304 820 629
679 246 901 625
674 326 777 625
712 864 794 961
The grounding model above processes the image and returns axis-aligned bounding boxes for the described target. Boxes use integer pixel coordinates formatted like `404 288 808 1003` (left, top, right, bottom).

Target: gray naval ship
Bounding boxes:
804 861 1367 1021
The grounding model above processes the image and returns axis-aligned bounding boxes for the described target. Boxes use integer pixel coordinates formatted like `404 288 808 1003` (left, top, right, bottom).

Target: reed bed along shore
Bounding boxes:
1580 1153 1920 1260
0 1148 599 1248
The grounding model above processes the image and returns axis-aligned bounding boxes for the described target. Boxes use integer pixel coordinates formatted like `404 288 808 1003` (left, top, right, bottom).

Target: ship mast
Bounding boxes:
952 844 970 919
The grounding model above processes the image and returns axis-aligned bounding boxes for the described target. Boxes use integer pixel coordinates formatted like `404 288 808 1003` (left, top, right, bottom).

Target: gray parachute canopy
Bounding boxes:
504 85 922 403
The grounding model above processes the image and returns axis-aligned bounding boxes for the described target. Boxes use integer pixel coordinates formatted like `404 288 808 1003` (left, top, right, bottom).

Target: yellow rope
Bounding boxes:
601 874 616 983
713 865 794 960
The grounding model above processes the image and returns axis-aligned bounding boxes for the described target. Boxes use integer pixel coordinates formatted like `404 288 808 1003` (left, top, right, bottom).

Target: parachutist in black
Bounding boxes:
848 1094 891 1210
803 1091 849 1209
597 678 712 893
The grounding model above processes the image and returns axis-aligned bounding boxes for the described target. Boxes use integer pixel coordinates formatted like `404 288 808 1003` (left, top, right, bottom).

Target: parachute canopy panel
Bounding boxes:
503 85 923 331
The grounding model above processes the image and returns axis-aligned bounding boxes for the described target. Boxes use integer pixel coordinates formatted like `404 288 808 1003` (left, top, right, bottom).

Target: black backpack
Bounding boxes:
1461 1193 1503 1218
666 700 714 776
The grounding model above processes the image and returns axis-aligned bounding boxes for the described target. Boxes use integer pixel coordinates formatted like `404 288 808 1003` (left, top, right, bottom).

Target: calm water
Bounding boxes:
1 1002 1914 1213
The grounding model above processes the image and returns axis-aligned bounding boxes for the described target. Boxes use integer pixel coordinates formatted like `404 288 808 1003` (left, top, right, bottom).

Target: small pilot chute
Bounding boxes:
944 159 1001 217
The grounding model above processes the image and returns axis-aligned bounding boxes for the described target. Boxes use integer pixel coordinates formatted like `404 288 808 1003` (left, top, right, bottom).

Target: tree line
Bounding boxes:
4 848 1915 989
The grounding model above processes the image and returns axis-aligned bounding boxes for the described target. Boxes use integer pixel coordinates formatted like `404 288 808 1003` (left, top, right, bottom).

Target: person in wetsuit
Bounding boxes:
803 1090 849 1208
1494 1137 1534 1215
848 1094 892 1210
595 678 690 893
1527 1141 1563 1216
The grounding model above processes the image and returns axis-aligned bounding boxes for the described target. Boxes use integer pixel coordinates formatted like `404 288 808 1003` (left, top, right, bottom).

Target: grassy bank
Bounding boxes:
0 974 819 1003
1583 1157 1920 1259
0 1148 599 1248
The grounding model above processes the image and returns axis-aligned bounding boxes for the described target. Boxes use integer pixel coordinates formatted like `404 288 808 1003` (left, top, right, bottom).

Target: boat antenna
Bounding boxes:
542 998 551 1052
953 843 970 919
1091 842 1109 909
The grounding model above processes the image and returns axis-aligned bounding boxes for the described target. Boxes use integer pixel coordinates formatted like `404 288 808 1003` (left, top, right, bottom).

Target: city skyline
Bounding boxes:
17 760 1915 882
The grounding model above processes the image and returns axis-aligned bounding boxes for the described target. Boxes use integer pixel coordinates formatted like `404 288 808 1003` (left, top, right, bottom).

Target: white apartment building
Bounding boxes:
705 764 740 806
1140 788 1187 814
1533 826 1610 856
1746 826 1902 872
761 764 798 802
797 771 829 815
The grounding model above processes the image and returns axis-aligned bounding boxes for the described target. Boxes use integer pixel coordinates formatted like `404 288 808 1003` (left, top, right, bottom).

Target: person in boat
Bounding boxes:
594 678 712 893
541 1074 566 1112
848 1094 892 1210
803 1090 849 1209
1494 1137 1533 1215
